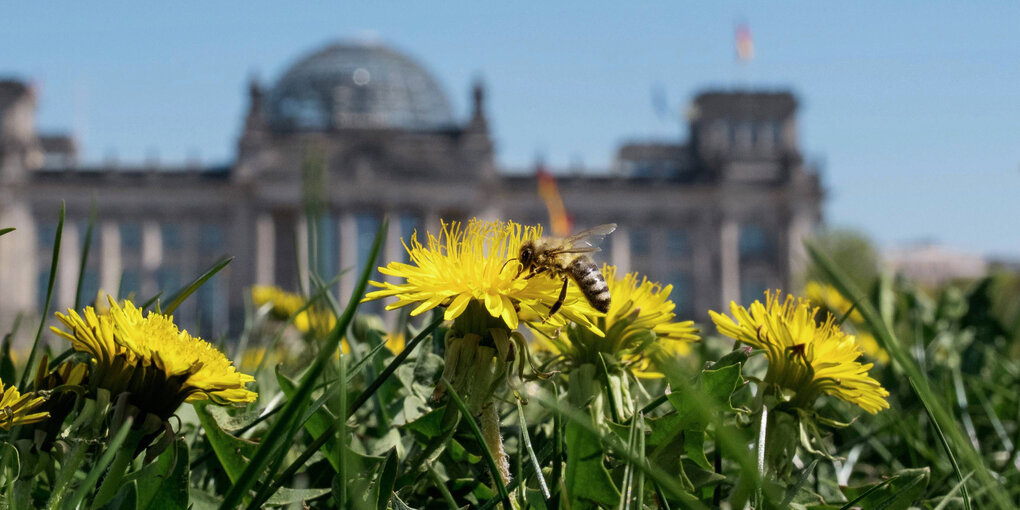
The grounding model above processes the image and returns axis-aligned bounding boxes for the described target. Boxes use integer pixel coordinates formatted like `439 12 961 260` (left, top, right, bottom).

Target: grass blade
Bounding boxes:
162 255 233 315
515 397 550 500
20 202 63 388
441 377 511 510
64 415 135 510
219 218 386 510
0 227 14 237
73 202 96 310
258 315 443 500
806 242 1010 509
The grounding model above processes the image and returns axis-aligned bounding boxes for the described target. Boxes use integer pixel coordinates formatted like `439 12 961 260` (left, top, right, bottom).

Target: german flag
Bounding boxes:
735 22 754 62
536 165 573 237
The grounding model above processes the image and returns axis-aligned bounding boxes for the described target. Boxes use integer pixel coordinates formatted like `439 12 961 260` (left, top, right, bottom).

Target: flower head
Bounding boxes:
53 298 256 419
804 281 889 363
710 291 889 414
0 378 48 430
364 219 602 334
536 265 699 378
252 285 337 336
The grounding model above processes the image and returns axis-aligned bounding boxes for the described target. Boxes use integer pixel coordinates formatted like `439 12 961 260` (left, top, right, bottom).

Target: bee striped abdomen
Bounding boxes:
568 257 611 313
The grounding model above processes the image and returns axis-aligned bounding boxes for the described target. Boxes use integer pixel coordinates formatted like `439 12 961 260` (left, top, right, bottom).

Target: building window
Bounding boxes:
120 269 140 298
37 222 58 252
739 224 771 259
668 272 693 315
666 229 690 256
313 214 339 280
120 222 142 252
156 266 182 296
36 270 53 313
711 120 728 148
740 276 770 306
196 273 226 338
199 223 225 258
399 214 420 263
630 228 651 257
357 213 382 313
736 121 754 150
80 268 100 306
161 223 183 254
758 121 777 151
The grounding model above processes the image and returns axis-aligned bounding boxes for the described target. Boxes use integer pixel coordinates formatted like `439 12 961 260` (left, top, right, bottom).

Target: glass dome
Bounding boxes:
267 42 456 132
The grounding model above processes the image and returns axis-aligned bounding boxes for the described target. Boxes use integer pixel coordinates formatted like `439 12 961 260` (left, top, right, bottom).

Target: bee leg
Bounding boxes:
546 277 569 319
524 266 549 280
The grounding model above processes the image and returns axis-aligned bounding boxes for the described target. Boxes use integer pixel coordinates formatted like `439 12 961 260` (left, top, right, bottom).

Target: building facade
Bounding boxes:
0 41 823 338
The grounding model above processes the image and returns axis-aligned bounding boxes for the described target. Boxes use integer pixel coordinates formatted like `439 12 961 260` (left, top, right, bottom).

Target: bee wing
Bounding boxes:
552 246 602 255
563 223 617 249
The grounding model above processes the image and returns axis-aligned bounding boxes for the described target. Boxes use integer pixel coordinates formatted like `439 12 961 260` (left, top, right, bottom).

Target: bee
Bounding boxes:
515 223 617 316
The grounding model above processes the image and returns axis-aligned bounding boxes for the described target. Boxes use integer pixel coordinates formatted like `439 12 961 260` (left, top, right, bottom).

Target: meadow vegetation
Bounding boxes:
1 209 1018 509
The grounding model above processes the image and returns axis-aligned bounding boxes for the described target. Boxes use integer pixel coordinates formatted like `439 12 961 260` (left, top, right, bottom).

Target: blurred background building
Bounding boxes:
0 40 823 337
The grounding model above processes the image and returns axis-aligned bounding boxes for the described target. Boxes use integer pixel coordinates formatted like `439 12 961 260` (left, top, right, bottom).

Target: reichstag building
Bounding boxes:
0 41 823 337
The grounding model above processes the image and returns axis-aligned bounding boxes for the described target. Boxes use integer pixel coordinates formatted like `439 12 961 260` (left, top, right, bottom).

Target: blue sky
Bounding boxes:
3 2 1019 257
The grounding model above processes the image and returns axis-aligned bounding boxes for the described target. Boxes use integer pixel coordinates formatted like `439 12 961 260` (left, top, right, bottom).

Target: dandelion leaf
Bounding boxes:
840 467 930 510
193 402 259 483
565 420 620 508
135 438 190 510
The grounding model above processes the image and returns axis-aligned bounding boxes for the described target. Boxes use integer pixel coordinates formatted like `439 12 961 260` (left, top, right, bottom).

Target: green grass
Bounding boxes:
1 211 1019 509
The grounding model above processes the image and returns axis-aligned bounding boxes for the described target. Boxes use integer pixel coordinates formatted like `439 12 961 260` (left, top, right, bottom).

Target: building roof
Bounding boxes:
692 91 796 120
266 41 455 132
0 80 32 110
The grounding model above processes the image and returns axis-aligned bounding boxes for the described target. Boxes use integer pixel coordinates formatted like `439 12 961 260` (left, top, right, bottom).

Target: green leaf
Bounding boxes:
65 412 134 510
265 488 332 506
403 407 447 440
374 448 398 510
219 218 387 510
447 438 482 464
73 203 96 310
0 227 14 237
276 367 340 471
161 255 233 315
194 402 259 483
840 468 929 510
136 438 190 510
204 404 261 433
564 420 620 508
21 202 63 388
806 242 1006 509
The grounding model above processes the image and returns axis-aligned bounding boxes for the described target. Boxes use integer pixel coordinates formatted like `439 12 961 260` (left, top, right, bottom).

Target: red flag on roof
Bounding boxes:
735 23 754 62
536 164 573 236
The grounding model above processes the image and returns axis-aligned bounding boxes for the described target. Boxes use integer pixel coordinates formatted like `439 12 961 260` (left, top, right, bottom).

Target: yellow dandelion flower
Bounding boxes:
710 291 889 414
253 285 338 336
252 285 306 320
385 333 406 355
804 281 863 323
53 298 257 419
364 218 602 334
0 378 49 430
538 265 700 378
804 281 889 363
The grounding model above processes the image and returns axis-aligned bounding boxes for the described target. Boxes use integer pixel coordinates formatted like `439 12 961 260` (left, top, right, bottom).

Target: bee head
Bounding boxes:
518 241 536 270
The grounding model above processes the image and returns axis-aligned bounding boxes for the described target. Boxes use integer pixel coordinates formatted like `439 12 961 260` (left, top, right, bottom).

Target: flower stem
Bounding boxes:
481 403 511 486
92 433 140 508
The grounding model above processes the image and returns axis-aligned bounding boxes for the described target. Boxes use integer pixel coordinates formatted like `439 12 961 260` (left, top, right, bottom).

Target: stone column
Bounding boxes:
295 215 309 294
57 223 80 311
692 213 716 318
339 212 357 300
612 225 631 275
720 216 741 309
100 221 122 300
255 213 275 285
141 221 162 300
